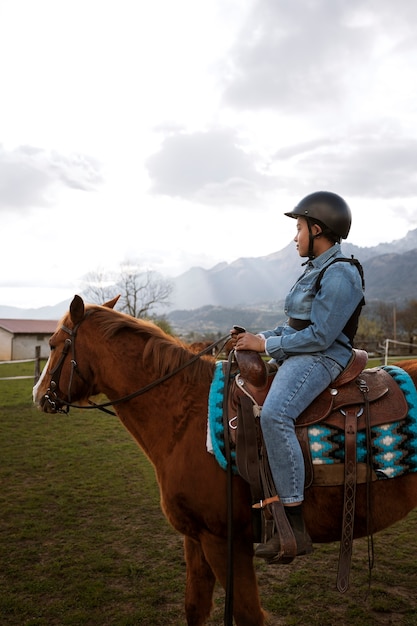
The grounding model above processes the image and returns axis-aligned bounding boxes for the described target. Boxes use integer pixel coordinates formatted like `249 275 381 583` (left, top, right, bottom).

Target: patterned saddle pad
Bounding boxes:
309 365 417 478
207 362 417 479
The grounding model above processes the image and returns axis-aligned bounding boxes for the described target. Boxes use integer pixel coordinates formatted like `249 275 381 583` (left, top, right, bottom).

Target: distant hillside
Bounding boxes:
166 247 417 335
1 229 417 324
168 229 417 310
363 249 417 300
167 304 288 336
0 300 71 321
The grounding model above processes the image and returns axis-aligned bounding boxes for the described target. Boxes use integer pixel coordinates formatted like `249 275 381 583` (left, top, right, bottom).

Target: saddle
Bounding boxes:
228 348 408 592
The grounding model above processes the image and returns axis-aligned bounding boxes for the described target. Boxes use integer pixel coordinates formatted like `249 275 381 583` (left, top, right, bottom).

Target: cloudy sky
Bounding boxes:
1 0 417 308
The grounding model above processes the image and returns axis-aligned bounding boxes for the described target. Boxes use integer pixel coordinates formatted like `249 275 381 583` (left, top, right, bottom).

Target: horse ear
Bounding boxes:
103 295 120 309
70 295 85 324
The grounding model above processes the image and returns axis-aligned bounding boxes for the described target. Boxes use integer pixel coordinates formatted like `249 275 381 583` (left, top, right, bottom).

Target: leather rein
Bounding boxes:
44 313 231 416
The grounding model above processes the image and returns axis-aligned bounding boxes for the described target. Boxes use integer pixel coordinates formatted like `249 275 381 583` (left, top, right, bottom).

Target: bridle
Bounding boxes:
43 312 231 416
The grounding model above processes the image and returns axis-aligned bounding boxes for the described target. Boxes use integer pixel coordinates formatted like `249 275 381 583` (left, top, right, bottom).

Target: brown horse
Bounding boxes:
33 295 417 626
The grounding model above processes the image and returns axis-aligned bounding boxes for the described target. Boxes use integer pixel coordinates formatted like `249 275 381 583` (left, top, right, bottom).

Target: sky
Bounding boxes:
1 0 417 309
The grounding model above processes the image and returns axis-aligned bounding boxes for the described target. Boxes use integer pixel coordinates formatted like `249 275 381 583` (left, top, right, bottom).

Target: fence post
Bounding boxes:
384 338 389 366
34 346 41 384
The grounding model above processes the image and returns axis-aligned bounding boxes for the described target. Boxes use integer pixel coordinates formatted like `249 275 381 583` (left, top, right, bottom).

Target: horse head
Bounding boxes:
33 294 120 413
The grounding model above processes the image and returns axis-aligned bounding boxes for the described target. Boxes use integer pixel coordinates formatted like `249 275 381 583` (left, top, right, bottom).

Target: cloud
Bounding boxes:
0 145 102 211
141 0 417 209
146 128 275 204
221 1 367 112
220 0 417 114
272 131 417 199
273 138 339 160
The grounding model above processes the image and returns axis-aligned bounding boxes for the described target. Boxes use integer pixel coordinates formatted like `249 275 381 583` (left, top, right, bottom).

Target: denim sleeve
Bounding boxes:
261 326 284 339
264 263 364 361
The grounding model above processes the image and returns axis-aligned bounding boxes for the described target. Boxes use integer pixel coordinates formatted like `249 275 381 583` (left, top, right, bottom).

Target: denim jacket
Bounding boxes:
262 243 365 368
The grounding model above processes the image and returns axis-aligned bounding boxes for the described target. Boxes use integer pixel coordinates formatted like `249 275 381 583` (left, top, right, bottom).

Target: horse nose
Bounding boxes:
33 384 58 413
39 393 58 413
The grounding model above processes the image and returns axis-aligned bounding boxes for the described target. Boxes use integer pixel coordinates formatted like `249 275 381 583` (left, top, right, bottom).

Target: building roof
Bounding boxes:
0 319 58 334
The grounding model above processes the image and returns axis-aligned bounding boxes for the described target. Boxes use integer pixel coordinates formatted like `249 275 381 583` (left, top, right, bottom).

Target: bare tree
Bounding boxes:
81 261 173 318
374 301 396 338
117 262 173 318
81 269 119 304
355 315 384 345
397 299 417 353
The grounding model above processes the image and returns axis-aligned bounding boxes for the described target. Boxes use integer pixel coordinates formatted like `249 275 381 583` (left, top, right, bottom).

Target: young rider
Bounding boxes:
231 191 365 563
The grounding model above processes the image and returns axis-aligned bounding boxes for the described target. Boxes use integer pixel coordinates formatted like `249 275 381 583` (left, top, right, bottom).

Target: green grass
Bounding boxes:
1 363 417 625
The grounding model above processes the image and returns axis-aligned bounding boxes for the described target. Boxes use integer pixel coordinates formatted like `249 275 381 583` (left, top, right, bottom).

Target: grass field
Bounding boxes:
1 362 417 625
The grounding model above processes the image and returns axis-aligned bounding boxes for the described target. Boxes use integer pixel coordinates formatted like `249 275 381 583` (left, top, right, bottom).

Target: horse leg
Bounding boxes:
184 535 216 626
200 532 266 626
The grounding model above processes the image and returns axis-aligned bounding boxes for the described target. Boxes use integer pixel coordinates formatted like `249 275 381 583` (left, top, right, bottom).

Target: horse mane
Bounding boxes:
84 304 216 383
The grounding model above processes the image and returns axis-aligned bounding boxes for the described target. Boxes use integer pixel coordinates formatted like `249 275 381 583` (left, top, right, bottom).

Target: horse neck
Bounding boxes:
114 369 211 468
86 328 213 466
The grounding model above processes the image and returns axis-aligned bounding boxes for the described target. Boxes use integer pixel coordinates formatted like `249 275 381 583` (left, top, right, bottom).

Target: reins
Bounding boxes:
44 314 231 415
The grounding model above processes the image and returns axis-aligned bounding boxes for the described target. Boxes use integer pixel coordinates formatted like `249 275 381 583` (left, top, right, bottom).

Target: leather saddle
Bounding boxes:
230 348 407 453
228 348 409 592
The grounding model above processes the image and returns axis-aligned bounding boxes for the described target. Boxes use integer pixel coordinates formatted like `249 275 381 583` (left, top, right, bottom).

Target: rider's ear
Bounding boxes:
312 223 322 236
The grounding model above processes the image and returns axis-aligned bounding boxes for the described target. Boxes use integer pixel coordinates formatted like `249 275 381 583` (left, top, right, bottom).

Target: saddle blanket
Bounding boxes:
207 361 237 471
207 362 417 479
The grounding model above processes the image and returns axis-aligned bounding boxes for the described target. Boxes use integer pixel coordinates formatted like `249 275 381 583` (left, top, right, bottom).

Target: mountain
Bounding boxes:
1 228 417 322
363 249 417 300
170 245 300 310
168 229 417 310
0 300 72 321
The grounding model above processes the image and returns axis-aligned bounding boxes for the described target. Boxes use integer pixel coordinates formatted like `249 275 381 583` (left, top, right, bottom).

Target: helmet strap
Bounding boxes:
306 219 322 260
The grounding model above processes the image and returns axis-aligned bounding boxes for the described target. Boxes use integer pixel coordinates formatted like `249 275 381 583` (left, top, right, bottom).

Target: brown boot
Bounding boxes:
255 504 313 564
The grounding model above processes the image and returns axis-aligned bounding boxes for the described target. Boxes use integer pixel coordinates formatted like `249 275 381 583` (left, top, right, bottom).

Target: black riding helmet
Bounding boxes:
285 191 352 259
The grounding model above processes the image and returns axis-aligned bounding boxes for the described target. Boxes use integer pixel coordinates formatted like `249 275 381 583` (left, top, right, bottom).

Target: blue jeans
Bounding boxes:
261 354 343 504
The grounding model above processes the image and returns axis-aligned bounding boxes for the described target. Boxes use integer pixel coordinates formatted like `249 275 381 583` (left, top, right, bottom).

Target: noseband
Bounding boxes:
43 313 230 415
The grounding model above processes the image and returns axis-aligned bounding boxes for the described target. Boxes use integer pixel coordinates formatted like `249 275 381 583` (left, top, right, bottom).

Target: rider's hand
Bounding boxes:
235 332 266 353
229 325 246 346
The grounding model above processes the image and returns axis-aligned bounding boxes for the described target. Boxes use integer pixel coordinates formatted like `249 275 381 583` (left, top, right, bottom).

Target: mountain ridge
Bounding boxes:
1 228 417 320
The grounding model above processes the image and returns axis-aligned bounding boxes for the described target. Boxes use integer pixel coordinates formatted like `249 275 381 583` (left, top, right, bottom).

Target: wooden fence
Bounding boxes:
0 346 42 384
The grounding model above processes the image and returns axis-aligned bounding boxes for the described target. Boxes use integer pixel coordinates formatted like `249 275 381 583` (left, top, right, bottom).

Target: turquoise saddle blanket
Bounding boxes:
207 362 417 479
